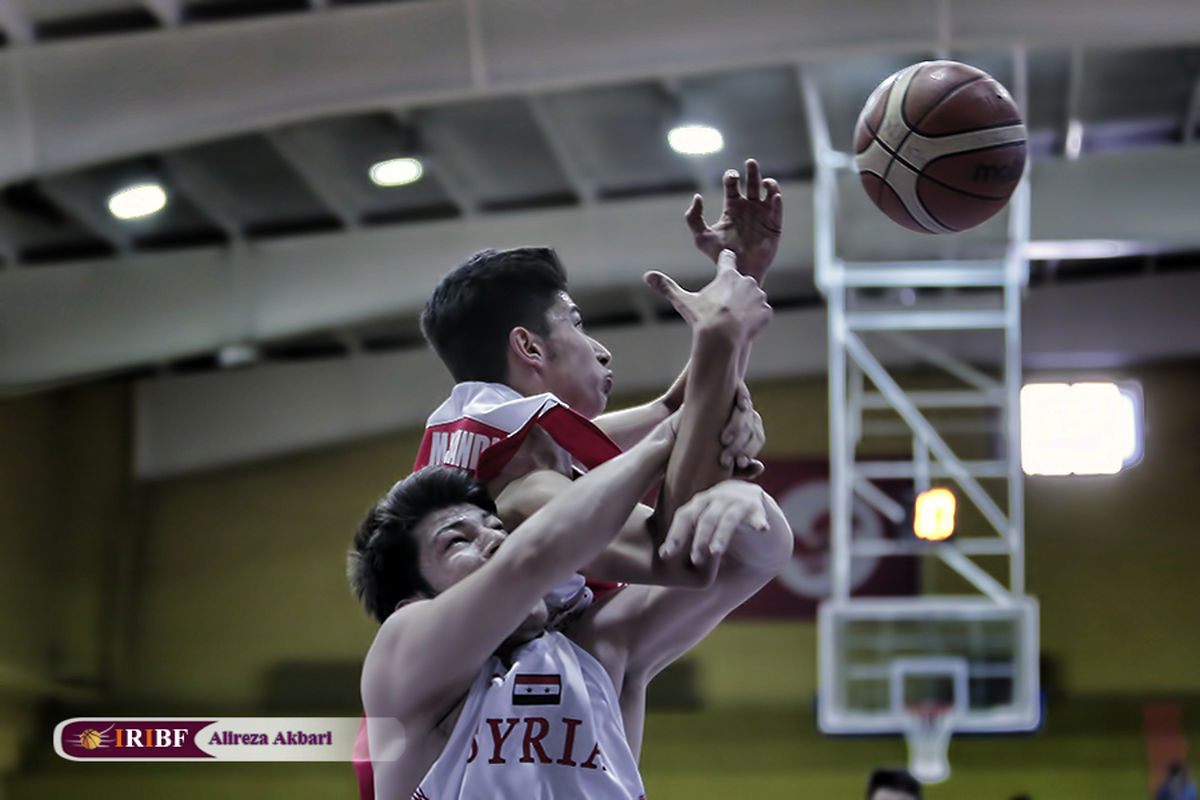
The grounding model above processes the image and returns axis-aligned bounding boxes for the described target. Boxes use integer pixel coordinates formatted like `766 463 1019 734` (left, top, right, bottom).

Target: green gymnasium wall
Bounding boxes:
2 361 1199 798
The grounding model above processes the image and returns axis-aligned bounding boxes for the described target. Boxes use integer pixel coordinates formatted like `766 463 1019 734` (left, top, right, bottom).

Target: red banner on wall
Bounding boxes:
731 458 919 619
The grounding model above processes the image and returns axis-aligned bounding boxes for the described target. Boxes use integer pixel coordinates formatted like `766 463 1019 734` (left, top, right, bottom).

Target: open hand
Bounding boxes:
657 480 770 567
643 250 772 344
685 158 783 286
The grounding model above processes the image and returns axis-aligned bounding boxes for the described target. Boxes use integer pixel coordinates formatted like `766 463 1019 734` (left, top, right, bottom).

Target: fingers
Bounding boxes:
726 417 759 470
684 194 706 234
736 383 752 411
644 270 697 324
659 495 706 560
707 505 752 558
734 458 766 479
723 169 741 202
764 179 784 227
745 158 761 201
690 499 725 565
746 493 769 532
719 387 751 446
715 248 738 277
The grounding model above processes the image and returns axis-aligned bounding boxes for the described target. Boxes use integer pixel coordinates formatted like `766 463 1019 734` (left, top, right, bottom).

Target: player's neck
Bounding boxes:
505 368 549 400
496 628 547 668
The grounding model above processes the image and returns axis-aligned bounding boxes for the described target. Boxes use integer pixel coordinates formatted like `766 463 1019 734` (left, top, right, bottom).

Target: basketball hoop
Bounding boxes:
903 702 954 784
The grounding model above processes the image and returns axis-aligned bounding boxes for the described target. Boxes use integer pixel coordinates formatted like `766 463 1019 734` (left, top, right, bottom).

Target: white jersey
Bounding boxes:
412 631 645 800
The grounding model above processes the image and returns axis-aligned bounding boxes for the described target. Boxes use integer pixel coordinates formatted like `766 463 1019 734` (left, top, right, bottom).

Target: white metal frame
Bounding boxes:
817 597 1041 734
804 49 1041 744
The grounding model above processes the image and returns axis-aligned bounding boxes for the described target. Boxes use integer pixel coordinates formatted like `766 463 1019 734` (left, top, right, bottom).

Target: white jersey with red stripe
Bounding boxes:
413 382 623 481
410 631 645 800
354 382 629 800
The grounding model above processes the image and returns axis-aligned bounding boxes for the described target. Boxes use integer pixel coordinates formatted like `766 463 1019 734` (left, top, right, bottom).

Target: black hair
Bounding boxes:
420 247 569 384
348 466 496 623
866 767 922 799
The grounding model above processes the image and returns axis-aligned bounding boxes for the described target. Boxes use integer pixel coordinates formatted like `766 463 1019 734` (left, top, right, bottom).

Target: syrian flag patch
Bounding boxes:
513 674 561 706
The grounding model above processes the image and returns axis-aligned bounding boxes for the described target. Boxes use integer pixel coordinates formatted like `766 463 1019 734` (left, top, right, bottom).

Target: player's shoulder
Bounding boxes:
361 600 438 714
363 601 430 674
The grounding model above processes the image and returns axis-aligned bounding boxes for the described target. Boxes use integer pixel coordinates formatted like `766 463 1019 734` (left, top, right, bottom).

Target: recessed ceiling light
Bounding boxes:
107 183 167 219
668 125 724 156
369 157 423 187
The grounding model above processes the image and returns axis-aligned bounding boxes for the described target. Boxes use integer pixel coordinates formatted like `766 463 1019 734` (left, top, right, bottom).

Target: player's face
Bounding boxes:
413 503 508 593
539 292 613 419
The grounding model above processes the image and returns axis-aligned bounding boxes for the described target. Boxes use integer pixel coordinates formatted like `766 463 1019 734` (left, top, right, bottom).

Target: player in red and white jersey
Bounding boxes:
349 411 793 799
414 159 783 588
352 160 783 798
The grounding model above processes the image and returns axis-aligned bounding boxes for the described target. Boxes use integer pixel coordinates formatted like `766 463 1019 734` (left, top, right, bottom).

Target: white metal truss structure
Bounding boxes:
804 49 1041 748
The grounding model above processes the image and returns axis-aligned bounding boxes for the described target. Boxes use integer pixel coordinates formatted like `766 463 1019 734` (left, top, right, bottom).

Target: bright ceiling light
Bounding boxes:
369 157 423 187
107 183 167 219
668 125 724 156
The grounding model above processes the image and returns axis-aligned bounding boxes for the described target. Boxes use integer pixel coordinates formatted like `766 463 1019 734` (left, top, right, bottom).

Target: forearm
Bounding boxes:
510 426 673 587
592 365 689 450
654 327 744 540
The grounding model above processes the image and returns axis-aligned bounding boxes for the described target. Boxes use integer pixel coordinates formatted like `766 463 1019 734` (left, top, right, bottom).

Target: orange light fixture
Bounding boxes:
914 488 956 541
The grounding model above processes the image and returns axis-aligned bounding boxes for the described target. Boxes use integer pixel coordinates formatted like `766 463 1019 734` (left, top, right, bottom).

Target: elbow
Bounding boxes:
757 503 795 579
726 504 794 579
761 520 795 578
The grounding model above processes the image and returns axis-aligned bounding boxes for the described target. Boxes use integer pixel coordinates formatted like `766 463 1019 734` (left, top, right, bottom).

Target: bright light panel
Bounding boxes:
1021 382 1141 476
914 488 956 541
369 157 423 187
667 125 724 156
107 183 167 219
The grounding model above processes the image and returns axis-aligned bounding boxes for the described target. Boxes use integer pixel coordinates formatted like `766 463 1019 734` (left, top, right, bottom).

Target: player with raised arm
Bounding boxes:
415 158 783 585
350 411 793 799
352 160 783 797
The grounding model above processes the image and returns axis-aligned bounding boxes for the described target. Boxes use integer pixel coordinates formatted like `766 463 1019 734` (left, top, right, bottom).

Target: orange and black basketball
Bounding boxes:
853 60 1027 234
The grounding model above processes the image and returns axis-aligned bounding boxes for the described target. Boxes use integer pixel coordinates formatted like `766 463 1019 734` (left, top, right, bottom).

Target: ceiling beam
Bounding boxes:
265 130 360 230
390 111 478 216
0 0 32 45
140 0 182 27
1184 73 1200 145
406 110 495 210
1064 48 1087 160
36 176 134 253
5 146 1200 392
2 0 1199 183
159 152 244 241
525 95 598 205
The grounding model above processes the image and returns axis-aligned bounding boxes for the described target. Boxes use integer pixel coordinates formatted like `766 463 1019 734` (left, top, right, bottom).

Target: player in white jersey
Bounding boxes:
349 410 792 799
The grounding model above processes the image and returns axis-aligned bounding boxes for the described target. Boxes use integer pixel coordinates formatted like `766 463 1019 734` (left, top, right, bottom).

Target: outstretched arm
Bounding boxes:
645 250 772 568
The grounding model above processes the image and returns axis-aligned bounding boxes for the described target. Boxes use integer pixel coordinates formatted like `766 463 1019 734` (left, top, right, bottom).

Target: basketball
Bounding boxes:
853 60 1027 234
79 729 102 750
